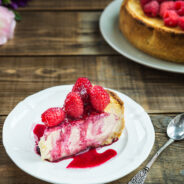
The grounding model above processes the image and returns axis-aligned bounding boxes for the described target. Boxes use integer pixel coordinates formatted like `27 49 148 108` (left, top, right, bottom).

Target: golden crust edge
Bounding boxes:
103 89 125 145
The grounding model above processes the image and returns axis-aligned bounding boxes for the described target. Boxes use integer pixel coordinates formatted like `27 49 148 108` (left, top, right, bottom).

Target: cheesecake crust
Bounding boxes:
104 90 125 145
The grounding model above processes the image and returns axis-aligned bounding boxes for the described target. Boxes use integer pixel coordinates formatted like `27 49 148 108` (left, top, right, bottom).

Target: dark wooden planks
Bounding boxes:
0 0 183 183
0 56 184 115
0 12 115 56
19 0 112 11
1 115 184 184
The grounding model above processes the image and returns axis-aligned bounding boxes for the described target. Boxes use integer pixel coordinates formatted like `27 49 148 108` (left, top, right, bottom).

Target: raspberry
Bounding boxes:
160 1 175 17
175 1 184 16
143 1 160 17
140 0 151 8
157 0 166 3
89 85 110 112
72 77 92 103
163 10 179 27
178 16 184 30
64 92 84 118
41 107 65 127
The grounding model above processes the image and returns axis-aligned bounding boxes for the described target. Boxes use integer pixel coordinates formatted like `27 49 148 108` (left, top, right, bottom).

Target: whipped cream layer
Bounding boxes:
38 112 121 161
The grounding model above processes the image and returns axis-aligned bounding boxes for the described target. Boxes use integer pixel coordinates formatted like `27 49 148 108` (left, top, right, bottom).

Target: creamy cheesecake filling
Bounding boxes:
38 112 121 161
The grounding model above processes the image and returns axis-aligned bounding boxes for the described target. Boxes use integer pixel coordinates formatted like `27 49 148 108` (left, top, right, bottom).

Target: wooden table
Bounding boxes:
0 0 184 183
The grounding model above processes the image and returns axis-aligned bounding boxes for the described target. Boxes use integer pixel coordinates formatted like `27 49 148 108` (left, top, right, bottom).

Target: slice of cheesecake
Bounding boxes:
38 90 124 162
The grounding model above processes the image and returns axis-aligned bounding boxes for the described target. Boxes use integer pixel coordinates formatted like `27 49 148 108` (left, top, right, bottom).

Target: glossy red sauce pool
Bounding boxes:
67 148 117 168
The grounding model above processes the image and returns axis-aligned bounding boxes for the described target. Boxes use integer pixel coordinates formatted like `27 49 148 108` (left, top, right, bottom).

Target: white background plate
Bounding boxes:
99 0 184 74
3 85 155 184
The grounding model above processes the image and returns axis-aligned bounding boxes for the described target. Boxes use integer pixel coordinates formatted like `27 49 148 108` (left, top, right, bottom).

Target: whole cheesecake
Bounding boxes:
119 0 184 63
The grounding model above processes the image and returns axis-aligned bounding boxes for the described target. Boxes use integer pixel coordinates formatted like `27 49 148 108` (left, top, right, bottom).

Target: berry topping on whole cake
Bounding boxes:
159 1 175 17
143 0 160 17
33 78 125 163
179 16 184 29
175 1 184 15
141 0 184 30
163 10 179 27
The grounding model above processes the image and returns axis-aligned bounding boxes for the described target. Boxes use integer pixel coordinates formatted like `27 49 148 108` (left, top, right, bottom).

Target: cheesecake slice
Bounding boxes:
34 78 125 162
38 90 124 162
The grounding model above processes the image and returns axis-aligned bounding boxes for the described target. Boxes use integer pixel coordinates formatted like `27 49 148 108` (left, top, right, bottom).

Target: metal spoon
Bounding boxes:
128 113 184 184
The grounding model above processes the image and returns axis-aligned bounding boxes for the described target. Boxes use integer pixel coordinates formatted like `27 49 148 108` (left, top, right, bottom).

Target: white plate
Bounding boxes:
3 85 155 184
100 0 184 74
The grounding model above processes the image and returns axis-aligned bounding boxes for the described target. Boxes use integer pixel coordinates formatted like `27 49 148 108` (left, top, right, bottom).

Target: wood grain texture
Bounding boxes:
0 12 115 56
19 0 112 10
0 56 183 115
1 115 184 184
1 0 184 183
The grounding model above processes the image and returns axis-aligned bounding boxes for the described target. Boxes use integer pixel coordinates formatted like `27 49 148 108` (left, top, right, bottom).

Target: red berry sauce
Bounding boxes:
33 124 46 154
33 124 46 141
67 148 117 168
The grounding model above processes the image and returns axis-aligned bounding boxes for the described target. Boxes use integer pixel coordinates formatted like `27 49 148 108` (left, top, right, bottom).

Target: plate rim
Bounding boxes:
3 85 155 184
99 0 184 74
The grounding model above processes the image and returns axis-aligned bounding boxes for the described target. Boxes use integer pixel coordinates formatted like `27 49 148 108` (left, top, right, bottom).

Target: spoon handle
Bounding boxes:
128 138 174 184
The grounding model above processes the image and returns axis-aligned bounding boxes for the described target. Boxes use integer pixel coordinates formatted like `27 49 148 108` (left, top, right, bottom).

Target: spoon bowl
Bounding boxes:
167 113 184 140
